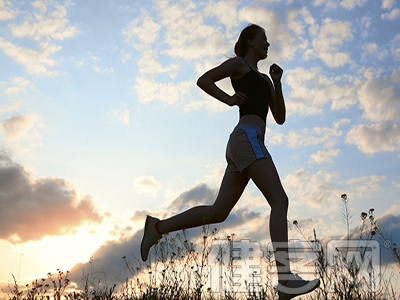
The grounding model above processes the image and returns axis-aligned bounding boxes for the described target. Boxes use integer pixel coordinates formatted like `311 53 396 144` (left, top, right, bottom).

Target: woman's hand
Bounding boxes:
269 63 283 83
227 91 247 106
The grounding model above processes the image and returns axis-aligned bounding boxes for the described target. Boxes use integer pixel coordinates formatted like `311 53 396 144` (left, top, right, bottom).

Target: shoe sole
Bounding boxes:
140 216 152 261
278 279 320 299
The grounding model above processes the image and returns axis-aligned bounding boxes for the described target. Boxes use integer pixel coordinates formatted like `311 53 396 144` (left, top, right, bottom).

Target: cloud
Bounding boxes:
137 50 180 77
315 0 340 10
8 0 79 41
155 0 228 60
122 15 161 50
0 114 40 141
0 102 20 115
167 183 217 212
345 175 386 199
271 119 349 148
4 76 32 94
390 34 400 59
0 0 18 21
357 69 400 122
133 175 161 194
283 168 341 208
340 0 368 10
381 7 400 20
309 148 342 164
238 5 304 61
382 0 396 9
0 0 79 76
133 77 192 106
68 229 143 290
304 18 353 67
93 65 114 74
285 67 358 115
0 38 61 76
111 109 130 125
346 123 400 154
0 150 105 243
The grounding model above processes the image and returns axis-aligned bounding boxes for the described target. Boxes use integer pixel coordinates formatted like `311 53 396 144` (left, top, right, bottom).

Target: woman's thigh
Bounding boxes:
246 158 288 209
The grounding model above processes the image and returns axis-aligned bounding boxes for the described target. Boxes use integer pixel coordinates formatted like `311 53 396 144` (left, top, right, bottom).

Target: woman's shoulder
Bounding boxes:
223 56 250 80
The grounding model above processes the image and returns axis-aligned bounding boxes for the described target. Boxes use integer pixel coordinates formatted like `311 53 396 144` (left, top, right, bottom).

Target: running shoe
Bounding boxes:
277 273 320 299
140 215 161 261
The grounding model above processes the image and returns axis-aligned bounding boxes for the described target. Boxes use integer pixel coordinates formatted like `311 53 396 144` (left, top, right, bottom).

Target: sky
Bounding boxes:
1 0 400 294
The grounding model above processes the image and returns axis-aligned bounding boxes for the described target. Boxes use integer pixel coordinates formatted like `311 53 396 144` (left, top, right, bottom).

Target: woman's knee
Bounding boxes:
270 193 289 212
210 206 230 223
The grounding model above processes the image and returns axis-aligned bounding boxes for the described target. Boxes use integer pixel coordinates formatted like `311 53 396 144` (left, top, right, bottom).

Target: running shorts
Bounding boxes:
225 123 272 173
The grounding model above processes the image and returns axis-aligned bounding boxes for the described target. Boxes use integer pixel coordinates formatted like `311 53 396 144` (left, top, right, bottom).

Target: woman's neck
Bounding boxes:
244 53 260 71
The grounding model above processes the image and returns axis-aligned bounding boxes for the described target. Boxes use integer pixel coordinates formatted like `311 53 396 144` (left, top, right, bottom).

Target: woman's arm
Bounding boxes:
268 64 286 125
197 57 247 107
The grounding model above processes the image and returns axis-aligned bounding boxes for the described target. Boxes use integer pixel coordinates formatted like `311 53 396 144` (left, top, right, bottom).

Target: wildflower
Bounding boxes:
361 212 367 220
341 194 348 202
293 220 298 226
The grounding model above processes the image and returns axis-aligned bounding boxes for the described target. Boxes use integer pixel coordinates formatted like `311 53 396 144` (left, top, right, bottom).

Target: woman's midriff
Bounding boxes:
238 114 266 135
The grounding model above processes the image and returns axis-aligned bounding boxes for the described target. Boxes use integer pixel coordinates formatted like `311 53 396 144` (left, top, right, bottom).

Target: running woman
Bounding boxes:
140 24 320 299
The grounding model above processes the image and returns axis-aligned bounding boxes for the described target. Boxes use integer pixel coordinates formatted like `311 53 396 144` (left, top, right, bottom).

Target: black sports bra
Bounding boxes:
231 61 272 123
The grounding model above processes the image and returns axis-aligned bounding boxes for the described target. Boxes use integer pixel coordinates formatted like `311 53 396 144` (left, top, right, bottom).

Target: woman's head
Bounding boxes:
234 24 266 57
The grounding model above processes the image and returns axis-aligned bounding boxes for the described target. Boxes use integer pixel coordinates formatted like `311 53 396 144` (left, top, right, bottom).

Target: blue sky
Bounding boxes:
0 0 399 292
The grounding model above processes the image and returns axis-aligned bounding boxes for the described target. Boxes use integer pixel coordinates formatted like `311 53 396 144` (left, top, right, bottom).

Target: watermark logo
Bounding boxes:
207 238 381 294
207 239 263 293
266 240 322 277
326 239 381 292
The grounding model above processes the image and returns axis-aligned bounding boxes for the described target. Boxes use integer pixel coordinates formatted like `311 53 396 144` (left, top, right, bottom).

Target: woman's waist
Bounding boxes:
237 115 266 135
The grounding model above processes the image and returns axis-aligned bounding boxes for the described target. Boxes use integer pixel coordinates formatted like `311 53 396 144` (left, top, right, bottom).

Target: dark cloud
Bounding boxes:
167 183 217 212
0 149 105 243
69 229 143 290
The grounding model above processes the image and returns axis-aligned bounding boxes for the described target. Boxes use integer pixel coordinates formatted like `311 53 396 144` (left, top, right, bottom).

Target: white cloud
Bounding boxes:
4 76 32 94
111 109 130 125
381 7 400 20
93 65 114 74
283 168 341 208
0 102 20 115
238 5 302 61
137 50 180 77
122 15 161 50
285 67 358 115
304 18 353 67
203 0 239 30
278 119 349 149
346 123 400 154
363 42 388 60
309 148 342 164
133 77 192 106
0 38 61 76
390 34 400 59
340 0 368 10
357 69 400 122
133 175 161 194
151 0 229 60
345 175 386 199
0 0 18 21
0 0 79 76
8 1 79 41
0 114 41 141
382 0 396 9
119 49 132 64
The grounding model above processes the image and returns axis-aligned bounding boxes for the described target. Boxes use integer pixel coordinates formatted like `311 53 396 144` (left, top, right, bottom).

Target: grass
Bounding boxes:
2 195 400 300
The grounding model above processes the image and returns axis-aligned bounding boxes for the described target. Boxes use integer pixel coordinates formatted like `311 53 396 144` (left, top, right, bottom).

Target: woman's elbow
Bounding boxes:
276 115 286 125
197 75 207 89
